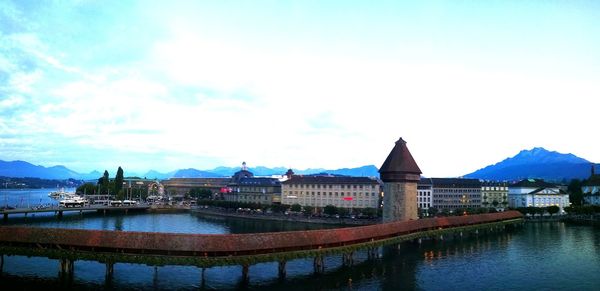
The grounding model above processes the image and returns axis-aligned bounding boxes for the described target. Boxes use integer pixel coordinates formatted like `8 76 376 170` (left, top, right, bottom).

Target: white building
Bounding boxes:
417 178 432 213
281 176 381 209
508 179 569 212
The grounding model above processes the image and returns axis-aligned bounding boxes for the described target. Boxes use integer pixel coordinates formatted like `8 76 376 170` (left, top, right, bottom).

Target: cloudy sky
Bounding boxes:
1 1 599 177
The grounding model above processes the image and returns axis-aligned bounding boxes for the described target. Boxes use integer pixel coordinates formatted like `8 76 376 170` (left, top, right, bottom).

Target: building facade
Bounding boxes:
508 179 570 212
224 177 281 204
582 165 600 205
417 178 433 213
481 181 509 209
430 178 482 211
281 176 381 209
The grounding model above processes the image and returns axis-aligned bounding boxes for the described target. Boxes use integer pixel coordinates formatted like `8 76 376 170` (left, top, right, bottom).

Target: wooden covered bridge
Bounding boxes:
0 211 523 283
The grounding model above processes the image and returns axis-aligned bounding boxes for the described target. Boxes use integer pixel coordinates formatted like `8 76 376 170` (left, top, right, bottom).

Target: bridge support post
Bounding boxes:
342 252 354 266
313 256 324 274
1 254 4 275
278 260 286 278
241 263 250 283
3 213 7 221
200 268 206 287
58 258 74 282
57 211 63 218
105 262 114 282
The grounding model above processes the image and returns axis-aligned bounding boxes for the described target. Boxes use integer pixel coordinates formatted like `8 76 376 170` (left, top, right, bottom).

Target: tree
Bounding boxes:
290 203 302 212
76 183 97 195
324 205 337 216
361 207 377 218
547 205 560 217
568 179 584 206
115 166 124 196
337 207 349 217
492 200 499 208
428 207 439 217
189 188 213 200
303 205 314 215
98 170 110 194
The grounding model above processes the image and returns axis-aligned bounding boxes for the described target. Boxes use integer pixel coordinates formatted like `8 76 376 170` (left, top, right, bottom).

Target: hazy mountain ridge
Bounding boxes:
0 160 99 180
465 147 595 181
0 160 380 180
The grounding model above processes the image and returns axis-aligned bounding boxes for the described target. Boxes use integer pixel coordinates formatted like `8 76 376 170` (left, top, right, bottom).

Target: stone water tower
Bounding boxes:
379 137 422 222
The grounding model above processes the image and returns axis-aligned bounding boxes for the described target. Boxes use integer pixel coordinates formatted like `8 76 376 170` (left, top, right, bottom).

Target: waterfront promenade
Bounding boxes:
192 206 377 225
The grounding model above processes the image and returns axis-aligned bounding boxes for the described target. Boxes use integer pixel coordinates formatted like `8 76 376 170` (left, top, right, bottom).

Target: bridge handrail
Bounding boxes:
0 211 522 256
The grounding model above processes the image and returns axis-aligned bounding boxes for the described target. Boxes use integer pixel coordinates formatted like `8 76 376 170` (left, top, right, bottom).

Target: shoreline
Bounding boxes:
191 207 378 226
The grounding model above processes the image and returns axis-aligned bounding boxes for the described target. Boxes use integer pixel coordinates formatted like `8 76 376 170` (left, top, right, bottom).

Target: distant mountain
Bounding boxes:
0 159 380 181
0 160 79 179
172 168 224 178
0 160 102 180
205 165 378 177
465 147 595 182
142 170 176 180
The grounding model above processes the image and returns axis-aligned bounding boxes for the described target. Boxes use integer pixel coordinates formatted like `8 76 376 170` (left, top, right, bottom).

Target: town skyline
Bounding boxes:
1 1 599 177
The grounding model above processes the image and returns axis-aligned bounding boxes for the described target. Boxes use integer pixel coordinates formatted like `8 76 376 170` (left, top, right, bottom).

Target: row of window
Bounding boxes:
434 189 480 193
285 184 377 190
284 191 377 197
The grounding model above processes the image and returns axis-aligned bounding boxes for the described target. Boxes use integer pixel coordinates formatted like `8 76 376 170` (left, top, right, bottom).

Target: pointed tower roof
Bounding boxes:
379 137 422 182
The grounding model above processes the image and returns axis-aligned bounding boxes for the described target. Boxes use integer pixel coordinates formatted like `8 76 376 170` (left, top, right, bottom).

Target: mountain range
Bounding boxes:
464 147 596 182
0 160 380 180
1 147 595 182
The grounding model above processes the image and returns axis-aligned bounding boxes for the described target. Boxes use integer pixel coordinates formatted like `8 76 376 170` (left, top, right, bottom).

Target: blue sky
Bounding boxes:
1 1 599 177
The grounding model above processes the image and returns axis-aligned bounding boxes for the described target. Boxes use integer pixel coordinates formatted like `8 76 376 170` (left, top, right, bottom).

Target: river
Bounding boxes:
1 189 599 290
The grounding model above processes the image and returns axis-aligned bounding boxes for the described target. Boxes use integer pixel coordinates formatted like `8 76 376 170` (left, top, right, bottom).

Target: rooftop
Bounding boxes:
430 178 482 188
282 175 380 185
379 137 422 175
510 179 557 188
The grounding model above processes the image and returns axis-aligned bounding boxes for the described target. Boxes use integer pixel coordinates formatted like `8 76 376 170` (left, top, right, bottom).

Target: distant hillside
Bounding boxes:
172 168 224 178
0 160 101 180
206 165 378 177
465 147 595 182
0 159 380 181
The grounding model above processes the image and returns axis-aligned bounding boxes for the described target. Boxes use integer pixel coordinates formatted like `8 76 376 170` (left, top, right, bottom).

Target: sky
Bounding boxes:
1 1 599 177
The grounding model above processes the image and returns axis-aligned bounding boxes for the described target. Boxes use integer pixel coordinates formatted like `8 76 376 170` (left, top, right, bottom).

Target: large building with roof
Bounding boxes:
430 178 482 211
281 175 381 209
508 179 569 212
224 177 282 204
222 162 283 204
582 165 600 205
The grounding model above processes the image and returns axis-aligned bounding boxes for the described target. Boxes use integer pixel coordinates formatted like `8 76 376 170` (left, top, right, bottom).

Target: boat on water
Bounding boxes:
48 188 76 199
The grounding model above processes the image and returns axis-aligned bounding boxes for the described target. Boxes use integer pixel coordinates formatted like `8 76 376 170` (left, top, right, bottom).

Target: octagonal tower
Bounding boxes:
379 137 422 222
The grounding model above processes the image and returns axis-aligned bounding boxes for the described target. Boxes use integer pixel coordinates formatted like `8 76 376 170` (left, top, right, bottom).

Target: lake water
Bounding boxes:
1 189 600 290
